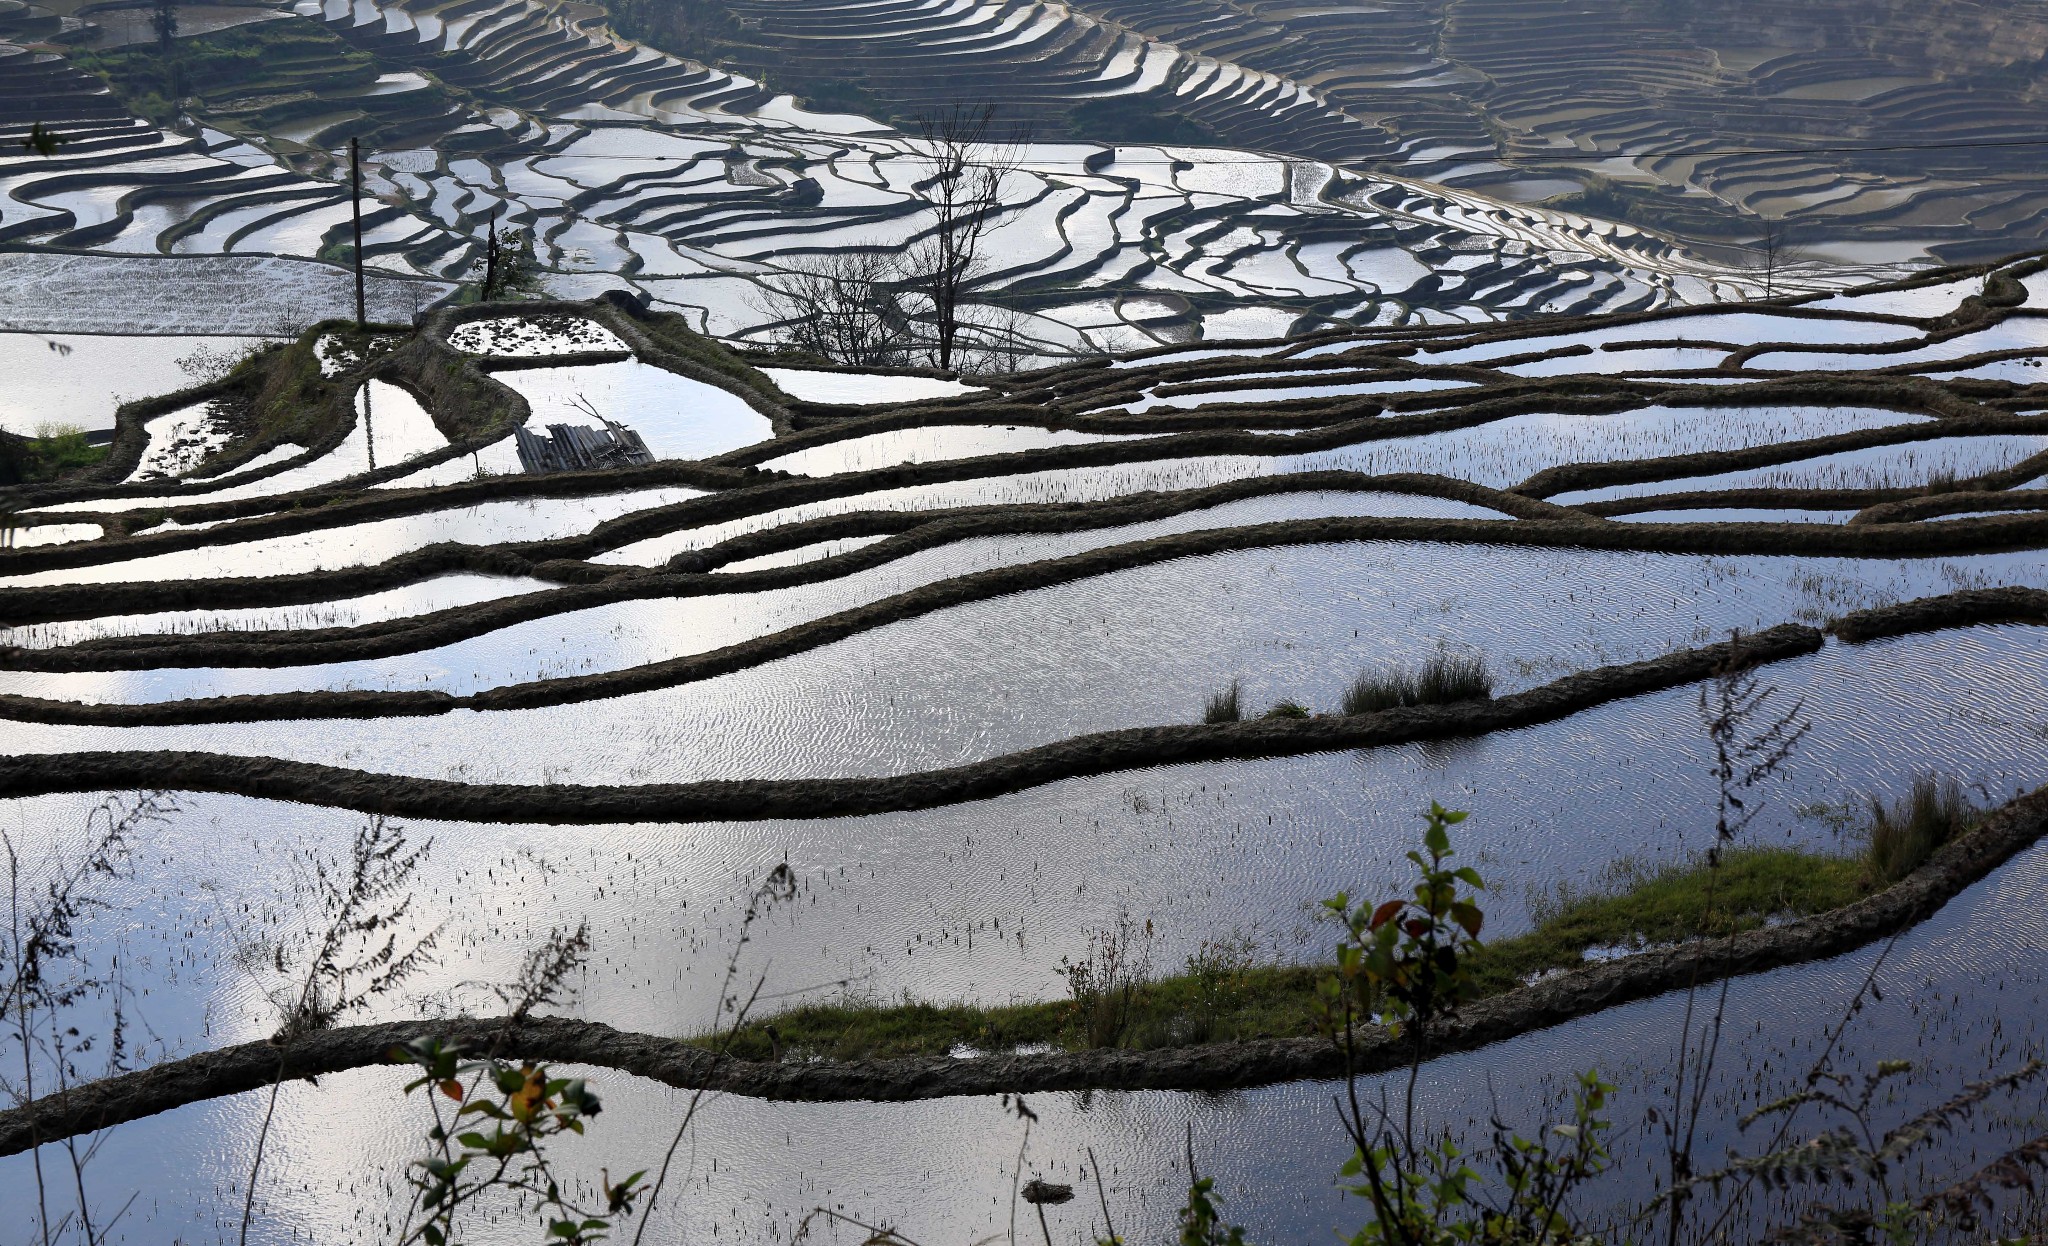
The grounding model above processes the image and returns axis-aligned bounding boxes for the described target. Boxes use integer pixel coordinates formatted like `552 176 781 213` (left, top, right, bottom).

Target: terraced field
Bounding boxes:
683 0 2048 262
4 0 1896 356
4 254 2048 1242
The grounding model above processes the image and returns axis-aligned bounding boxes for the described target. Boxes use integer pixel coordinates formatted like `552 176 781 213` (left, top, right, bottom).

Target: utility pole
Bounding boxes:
349 135 366 330
483 205 500 300
362 379 376 472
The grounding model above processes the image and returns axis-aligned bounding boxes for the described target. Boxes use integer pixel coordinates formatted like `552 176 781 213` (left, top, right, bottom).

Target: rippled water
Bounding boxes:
1281 405 1925 489
8 541 2047 794
0 573 547 649
1551 433 2048 502
2 630 2045 1244
762 424 1161 476
3 492 1494 701
0 487 704 588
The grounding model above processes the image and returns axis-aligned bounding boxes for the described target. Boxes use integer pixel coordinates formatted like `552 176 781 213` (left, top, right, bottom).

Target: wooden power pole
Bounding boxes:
349 136 366 330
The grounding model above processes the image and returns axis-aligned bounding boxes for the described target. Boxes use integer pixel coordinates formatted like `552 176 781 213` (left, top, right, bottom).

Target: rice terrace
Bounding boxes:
6 0 2048 1242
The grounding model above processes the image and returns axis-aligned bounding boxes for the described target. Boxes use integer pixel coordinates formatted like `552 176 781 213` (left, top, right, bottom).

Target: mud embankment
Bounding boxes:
3 777 2040 1148
0 627 1823 808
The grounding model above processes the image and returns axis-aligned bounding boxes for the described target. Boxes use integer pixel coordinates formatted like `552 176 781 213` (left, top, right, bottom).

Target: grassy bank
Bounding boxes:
3 424 109 484
703 846 1875 1063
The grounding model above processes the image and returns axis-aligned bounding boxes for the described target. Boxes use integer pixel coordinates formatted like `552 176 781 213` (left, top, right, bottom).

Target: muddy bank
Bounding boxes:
1518 412 2047 499
9 361 2000 581
0 472 1554 670
1851 489 2048 524
0 626 1823 803
1830 586 2048 642
6 499 2048 709
3 776 2039 1146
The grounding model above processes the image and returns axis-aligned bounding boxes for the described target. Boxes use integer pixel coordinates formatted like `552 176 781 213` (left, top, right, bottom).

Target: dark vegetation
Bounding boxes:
1198 654 1495 724
1342 652 1493 715
1064 98 1217 145
0 425 108 486
1864 774 1976 883
604 0 742 76
1202 680 1241 723
72 21 396 131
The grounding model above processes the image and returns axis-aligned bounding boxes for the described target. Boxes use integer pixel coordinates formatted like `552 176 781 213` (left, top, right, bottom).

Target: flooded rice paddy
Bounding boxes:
6 263 2048 1243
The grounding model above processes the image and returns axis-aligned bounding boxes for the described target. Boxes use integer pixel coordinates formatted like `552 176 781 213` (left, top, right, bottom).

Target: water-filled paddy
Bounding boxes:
11 252 2048 1246
760 423 1165 475
0 486 704 588
11 542 2047 780
2 626 2045 1243
1550 433 2048 502
760 367 985 404
31 382 451 515
0 331 275 436
0 572 547 649
495 360 774 460
4 492 1499 700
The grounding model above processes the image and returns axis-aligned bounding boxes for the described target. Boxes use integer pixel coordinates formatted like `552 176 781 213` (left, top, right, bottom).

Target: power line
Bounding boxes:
453 134 2048 168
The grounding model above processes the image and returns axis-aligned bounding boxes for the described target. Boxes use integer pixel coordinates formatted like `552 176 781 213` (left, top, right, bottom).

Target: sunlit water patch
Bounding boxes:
2 628 2046 1243
760 367 985 405
12 544 2047 780
0 573 548 649
1 521 102 548
34 381 449 513
495 360 773 459
1550 433 2048 503
760 423 1166 475
0 487 704 588
4 493 1495 700
125 397 234 481
1294 405 1925 489
0 331 274 436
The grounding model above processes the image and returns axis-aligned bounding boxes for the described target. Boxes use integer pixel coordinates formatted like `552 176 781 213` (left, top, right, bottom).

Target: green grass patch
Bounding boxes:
3 423 110 484
1468 847 1868 995
697 846 1876 1063
1065 98 1218 145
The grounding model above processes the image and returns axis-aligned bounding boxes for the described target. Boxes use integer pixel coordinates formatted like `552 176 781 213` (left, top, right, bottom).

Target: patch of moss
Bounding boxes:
698 847 1873 1062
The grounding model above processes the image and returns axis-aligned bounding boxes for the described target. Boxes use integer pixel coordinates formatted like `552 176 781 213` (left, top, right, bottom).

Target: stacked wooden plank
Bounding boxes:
513 421 654 473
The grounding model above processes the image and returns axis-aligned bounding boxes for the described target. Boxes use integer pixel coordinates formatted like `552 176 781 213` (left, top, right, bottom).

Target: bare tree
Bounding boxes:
754 250 917 367
905 104 1023 372
1755 216 1782 300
